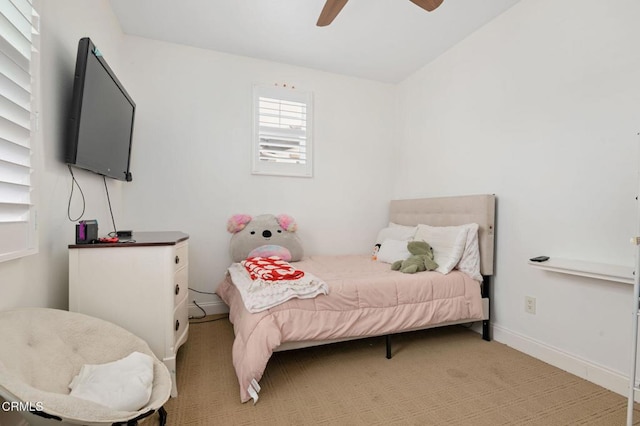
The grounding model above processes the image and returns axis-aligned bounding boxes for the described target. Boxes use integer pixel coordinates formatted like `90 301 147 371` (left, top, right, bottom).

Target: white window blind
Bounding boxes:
0 0 38 262
252 85 313 177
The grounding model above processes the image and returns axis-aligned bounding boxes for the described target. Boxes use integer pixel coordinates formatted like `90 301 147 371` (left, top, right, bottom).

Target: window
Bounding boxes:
252 85 313 177
0 0 38 262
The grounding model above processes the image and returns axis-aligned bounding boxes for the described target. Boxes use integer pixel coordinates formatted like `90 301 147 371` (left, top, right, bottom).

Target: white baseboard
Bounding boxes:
188 298 229 319
492 323 636 401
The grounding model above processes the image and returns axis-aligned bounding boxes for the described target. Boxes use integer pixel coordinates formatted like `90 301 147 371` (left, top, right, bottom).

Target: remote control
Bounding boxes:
529 256 550 262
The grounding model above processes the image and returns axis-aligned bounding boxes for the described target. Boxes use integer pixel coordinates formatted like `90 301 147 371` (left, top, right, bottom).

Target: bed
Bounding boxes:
216 194 496 403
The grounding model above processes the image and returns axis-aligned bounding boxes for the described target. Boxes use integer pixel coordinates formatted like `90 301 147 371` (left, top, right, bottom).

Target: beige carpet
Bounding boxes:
163 316 640 425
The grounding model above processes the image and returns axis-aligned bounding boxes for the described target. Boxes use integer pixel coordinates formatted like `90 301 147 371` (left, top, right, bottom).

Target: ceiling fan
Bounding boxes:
317 0 444 27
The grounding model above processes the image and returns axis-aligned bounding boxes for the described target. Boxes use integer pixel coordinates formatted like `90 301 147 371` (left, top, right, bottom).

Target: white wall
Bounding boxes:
0 0 126 311
118 37 397 309
395 0 640 395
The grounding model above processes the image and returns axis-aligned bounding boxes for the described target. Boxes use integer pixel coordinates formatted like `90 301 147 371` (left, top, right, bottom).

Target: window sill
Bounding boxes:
528 257 634 285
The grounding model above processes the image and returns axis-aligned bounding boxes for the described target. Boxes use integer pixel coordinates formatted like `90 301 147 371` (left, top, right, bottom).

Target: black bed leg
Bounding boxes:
386 335 392 359
482 319 490 341
481 275 491 342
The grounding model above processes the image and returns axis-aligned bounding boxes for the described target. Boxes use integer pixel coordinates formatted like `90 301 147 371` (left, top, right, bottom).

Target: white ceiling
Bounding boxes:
109 0 522 84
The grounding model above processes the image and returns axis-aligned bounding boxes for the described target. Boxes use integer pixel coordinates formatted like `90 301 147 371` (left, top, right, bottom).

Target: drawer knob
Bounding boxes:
175 284 180 295
175 255 180 265
175 320 180 331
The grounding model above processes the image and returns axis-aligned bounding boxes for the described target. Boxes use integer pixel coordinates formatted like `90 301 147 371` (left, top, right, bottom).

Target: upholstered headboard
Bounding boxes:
389 194 496 276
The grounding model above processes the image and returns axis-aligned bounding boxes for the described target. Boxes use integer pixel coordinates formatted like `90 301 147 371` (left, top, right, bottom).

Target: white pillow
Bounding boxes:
376 239 411 264
414 224 468 274
456 223 482 281
375 224 417 245
69 351 154 412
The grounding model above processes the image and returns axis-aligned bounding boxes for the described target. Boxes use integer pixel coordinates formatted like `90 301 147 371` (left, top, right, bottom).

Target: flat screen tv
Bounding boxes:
66 37 135 182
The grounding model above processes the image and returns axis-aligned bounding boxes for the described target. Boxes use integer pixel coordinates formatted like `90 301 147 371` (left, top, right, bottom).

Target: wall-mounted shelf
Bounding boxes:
528 257 634 285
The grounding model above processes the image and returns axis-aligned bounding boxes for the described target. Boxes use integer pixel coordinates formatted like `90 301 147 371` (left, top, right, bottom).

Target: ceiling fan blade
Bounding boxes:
317 0 349 26
408 0 444 12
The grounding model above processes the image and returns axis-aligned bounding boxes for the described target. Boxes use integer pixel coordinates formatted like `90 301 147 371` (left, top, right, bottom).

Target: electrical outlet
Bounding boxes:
525 296 536 314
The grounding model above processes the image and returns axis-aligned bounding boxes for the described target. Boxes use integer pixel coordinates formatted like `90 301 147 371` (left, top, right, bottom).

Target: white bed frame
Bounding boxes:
276 194 496 353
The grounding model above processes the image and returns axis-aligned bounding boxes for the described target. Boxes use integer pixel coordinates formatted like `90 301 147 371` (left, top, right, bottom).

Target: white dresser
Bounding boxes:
68 231 189 397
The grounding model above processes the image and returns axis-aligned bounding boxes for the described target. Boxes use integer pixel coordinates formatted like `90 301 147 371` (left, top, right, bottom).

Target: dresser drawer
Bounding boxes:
173 267 188 307
174 242 188 271
174 297 188 345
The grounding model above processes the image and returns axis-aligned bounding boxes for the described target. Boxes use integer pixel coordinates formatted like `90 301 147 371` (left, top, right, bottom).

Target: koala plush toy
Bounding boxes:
227 214 304 263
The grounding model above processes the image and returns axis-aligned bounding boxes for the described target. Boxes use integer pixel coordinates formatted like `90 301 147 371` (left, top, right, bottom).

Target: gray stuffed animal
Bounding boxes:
227 214 303 262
